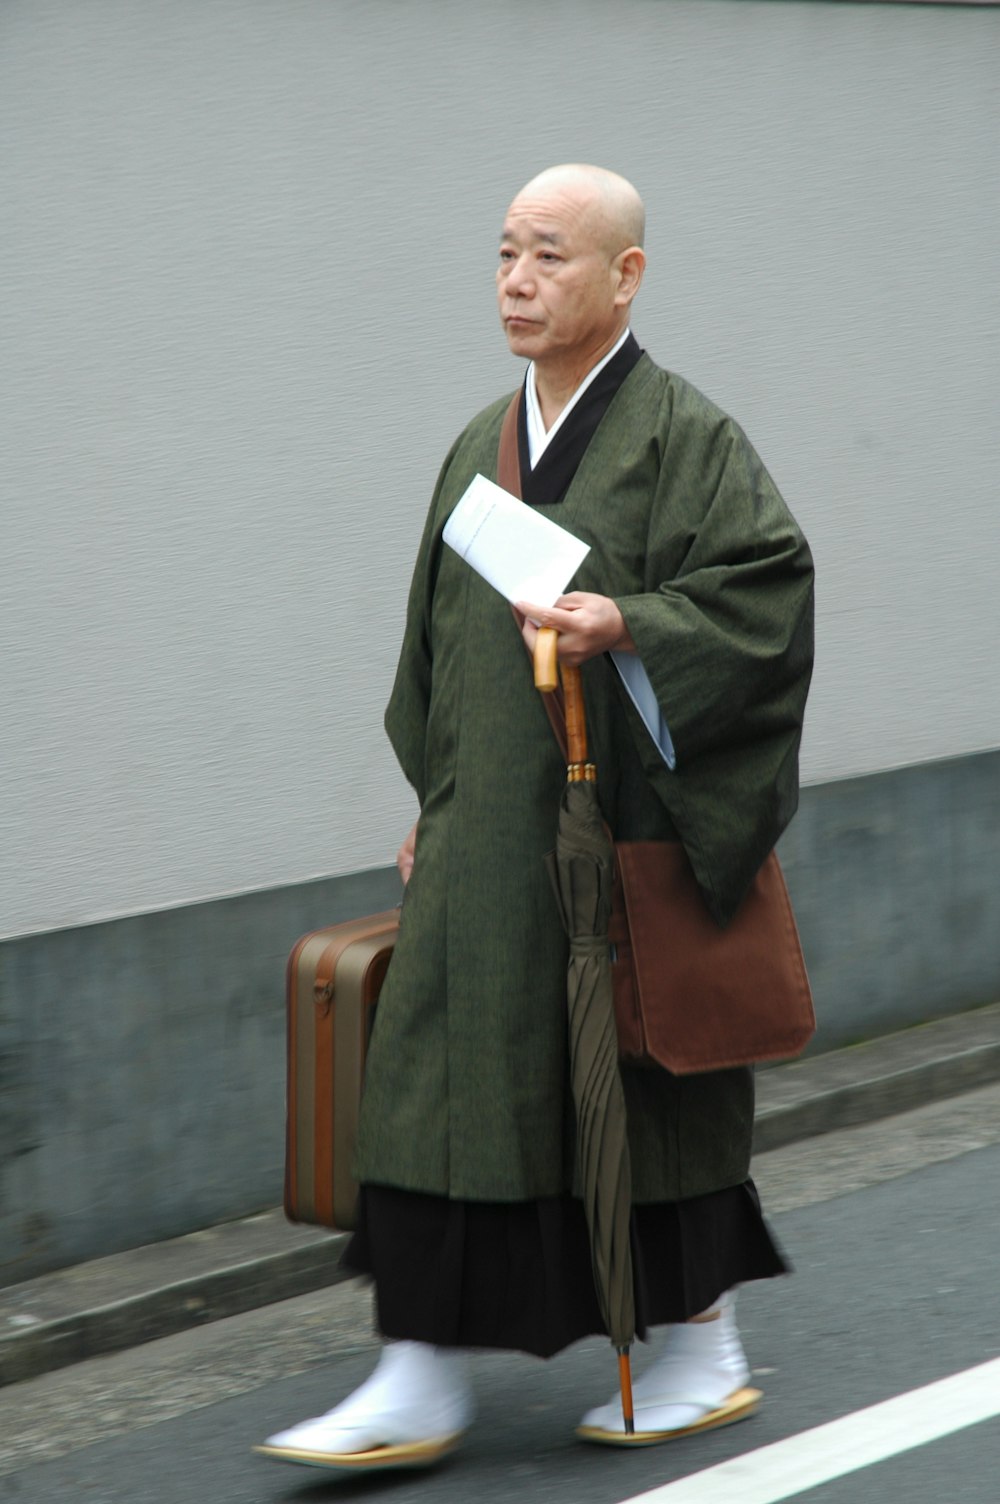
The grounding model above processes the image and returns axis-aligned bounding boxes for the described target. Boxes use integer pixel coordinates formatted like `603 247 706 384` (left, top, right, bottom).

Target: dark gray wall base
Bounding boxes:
2 748 998 1286
779 748 1000 1052
0 866 401 1288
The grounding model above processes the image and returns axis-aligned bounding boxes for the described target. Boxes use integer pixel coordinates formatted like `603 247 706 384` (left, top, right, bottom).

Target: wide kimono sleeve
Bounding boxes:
382 440 465 804
612 381 814 924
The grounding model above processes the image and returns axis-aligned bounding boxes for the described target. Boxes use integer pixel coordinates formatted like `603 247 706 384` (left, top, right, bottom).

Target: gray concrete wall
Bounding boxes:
3 749 999 1287
3 0 999 939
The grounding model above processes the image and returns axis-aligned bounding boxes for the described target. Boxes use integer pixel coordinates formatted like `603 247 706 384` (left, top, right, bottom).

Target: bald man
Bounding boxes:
257 166 814 1472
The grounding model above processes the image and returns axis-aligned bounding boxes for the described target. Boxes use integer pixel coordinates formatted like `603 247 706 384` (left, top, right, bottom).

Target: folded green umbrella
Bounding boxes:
535 630 636 1433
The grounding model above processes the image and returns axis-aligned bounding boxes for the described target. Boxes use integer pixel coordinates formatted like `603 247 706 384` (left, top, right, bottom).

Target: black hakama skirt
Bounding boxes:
341 1179 787 1359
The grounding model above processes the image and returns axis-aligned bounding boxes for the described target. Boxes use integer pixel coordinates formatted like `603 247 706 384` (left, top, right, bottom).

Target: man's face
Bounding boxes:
496 185 623 372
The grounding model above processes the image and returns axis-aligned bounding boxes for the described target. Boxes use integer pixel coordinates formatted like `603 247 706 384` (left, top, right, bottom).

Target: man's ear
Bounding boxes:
614 246 646 307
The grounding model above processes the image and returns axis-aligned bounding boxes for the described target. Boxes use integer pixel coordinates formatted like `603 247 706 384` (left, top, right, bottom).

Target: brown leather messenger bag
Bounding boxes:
497 392 815 1075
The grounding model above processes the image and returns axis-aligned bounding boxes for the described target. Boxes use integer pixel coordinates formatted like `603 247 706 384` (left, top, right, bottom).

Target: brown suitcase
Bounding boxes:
283 909 398 1231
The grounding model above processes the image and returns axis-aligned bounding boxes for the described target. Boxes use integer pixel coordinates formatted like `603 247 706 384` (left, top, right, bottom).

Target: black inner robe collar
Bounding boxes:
517 332 643 507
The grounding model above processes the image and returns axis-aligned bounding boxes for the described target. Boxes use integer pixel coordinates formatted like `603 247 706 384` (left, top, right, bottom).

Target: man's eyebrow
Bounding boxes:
499 227 564 246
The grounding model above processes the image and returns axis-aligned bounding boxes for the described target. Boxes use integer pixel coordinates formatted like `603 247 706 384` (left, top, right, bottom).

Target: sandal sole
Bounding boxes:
576 1385 762 1447
252 1431 465 1472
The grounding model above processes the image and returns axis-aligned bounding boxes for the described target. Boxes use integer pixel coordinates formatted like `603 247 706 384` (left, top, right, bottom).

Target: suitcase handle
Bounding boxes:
313 918 399 1017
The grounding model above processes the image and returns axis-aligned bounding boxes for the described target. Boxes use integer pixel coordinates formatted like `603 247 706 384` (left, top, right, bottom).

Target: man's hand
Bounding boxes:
397 822 418 885
514 592 636 666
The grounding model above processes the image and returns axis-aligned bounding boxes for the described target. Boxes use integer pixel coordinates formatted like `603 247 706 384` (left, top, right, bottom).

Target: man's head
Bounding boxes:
497 165 646 388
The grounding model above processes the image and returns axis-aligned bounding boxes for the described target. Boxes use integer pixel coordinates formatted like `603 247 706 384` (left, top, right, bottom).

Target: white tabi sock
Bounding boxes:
263 1340 474 1456
579 1291 750 1436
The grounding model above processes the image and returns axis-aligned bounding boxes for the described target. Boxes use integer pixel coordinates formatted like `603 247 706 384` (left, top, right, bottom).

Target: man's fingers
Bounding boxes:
396 822 418 885
516 601 575 630
516 595 623 666
516 599 552 625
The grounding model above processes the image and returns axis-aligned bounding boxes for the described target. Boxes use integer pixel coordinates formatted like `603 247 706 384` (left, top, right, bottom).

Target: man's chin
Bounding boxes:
504 323 542 356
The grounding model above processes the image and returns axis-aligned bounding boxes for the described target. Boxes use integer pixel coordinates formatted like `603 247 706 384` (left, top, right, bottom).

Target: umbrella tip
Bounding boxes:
617 1346 635 1434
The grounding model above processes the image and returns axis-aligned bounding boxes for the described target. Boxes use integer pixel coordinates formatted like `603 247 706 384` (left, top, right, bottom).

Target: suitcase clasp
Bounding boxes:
314 978 334 1016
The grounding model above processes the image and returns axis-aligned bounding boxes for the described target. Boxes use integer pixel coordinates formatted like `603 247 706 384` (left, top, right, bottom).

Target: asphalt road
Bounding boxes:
2 1084 998 1504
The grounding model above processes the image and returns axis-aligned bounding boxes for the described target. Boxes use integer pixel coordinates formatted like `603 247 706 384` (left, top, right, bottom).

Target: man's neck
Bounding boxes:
533 326 629 430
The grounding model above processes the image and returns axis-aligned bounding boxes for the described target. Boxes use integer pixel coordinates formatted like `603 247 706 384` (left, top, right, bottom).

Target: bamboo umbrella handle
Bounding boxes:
561 665 590 769
533 626 560 692
532 630 591 772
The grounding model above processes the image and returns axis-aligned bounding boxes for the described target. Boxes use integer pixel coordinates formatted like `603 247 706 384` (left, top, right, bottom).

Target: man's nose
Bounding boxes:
504 253 534 297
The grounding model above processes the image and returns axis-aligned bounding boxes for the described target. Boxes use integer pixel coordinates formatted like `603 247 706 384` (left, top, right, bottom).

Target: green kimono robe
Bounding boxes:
355 354 814 1205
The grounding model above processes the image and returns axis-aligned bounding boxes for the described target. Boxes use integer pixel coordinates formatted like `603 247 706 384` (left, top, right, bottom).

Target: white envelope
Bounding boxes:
443 473 590 609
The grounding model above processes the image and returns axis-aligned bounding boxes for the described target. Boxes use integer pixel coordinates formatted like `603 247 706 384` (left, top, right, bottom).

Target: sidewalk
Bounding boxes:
2 1002 997 1390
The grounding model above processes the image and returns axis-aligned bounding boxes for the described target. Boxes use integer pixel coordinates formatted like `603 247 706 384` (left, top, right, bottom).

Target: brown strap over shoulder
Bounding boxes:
496 391 521 496
498 391 570 763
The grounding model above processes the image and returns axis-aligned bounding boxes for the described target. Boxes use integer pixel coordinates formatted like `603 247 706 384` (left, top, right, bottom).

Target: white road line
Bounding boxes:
617 1356 1000 1504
